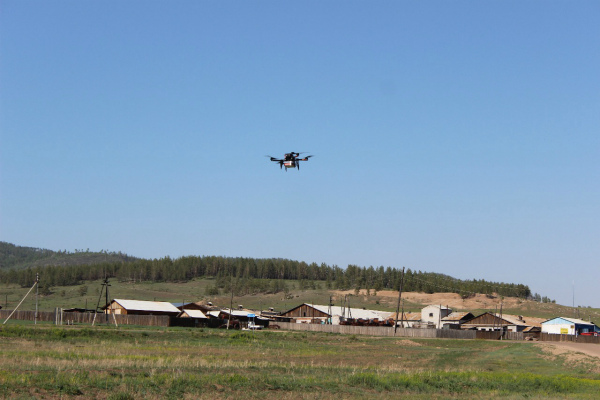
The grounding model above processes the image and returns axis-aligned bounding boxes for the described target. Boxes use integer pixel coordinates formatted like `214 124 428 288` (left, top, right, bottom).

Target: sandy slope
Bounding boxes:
333 289 524 310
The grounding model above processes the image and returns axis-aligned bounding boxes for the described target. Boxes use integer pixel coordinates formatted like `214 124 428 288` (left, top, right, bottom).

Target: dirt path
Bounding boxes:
537 341 600 359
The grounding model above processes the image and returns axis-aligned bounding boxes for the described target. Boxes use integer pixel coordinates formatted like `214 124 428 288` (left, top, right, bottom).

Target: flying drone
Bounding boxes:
267 152 313 171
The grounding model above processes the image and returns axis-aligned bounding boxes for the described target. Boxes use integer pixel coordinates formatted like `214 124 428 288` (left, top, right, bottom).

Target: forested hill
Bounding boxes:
0 242 137 270
0 242 533 300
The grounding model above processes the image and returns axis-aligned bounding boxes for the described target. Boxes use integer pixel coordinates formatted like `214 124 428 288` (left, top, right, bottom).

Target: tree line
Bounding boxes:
0 255 532 299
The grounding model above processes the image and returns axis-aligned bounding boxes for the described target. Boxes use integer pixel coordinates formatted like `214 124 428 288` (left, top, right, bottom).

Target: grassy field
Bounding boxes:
1 323 599 399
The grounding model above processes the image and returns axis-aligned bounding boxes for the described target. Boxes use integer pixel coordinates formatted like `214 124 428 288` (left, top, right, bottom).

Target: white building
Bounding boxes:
421 305 452 329
541 317 599 336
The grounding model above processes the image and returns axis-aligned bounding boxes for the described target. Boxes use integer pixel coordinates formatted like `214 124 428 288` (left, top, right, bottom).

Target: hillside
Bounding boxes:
0 242 137 270
1 242 554 310
1 278 598 322
333 289 599 321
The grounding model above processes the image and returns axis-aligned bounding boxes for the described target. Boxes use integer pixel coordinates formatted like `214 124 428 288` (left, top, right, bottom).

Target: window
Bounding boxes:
429 313 433 317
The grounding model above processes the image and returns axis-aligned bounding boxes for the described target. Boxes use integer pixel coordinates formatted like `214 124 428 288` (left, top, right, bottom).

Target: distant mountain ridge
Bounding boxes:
0 242 536 302
0 242 137 270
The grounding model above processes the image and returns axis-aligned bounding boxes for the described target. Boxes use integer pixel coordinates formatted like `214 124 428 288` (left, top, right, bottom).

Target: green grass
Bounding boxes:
0 325 599 399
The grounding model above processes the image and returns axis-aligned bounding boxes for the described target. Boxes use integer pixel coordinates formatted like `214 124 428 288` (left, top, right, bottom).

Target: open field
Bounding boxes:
1 323 599 399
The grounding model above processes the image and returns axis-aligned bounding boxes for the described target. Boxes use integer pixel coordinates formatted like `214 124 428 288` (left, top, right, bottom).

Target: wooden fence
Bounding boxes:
2 309 598 344
541 333 600 344
0 310 55 323
475 331 525 341
1 309 170 327
275 322 476 339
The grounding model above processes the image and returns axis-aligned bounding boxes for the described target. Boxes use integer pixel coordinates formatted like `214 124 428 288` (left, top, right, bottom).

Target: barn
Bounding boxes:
541 317 599 336
105 299 181 316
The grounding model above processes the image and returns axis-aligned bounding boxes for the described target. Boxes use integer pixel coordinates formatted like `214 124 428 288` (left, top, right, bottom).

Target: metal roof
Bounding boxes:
397 312 421 321
220 309 249 317
112 299 180 313
461 312 541 327
442 312 473 321
542 317 596 326
181 309 209 319
307 304 393 320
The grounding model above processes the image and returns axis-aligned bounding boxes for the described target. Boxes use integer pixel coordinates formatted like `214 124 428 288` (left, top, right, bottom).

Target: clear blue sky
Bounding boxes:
1 2 598 307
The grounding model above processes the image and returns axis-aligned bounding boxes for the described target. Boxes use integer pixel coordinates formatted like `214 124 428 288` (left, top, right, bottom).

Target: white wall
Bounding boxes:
421 306 451 329
542 323 575 335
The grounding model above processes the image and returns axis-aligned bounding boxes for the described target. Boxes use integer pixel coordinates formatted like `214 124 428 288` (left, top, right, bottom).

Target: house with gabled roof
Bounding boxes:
105 299 181 316
179 309 209 319
442 312 475 329
421 305 452 329
461 312 541 333
541 317 599 336
176 301 221 313
279 303 394 325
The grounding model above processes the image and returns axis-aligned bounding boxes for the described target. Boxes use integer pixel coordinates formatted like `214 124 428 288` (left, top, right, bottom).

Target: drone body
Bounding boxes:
267 152 313 171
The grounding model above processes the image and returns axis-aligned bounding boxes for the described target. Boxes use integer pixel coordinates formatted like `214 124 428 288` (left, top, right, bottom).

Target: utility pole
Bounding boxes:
493 305 498 332
328 296 332 324
104 278 111 323
573 281 576 318
227 272 234 330
499 302 504 340
95 276 110 324
401 299 406 328
35 273 39 325
394 267 405 334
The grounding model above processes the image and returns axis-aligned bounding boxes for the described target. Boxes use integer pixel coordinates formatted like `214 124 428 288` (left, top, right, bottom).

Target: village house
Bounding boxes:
218 306 271 328
179 309 210 319
420 305 452 329
176 301 221 314
104 299 181 316
460 312 543 333
279 303 393 325
541 317 599 336
441 312 475 329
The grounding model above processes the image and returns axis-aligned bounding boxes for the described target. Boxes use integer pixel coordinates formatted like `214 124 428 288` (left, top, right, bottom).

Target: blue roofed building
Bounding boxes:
541 317 599 336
